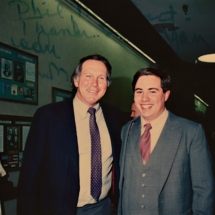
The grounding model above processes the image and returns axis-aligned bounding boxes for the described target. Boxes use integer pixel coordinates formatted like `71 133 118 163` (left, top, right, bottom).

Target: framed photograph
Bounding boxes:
0 42 38 105
1 58 13 80
0 114 33 171
52 87 72 102
14 62 25 83
6 126 20 153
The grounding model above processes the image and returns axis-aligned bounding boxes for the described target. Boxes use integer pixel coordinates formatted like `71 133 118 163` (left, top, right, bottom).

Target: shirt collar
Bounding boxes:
141 108 168 128
73 95 100 117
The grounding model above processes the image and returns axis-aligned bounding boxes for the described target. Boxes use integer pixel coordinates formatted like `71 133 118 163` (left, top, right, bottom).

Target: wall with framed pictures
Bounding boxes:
0 115 33 172
0 0 153 118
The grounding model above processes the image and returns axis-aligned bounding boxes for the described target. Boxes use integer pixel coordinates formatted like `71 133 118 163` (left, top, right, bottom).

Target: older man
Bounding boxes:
18 54 124 215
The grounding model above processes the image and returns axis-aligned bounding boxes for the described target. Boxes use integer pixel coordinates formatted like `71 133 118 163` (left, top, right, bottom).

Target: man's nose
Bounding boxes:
91 78 98 86
141 93 149 101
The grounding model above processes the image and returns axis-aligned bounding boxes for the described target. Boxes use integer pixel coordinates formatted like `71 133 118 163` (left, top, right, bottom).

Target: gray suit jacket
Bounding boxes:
118 111 215 215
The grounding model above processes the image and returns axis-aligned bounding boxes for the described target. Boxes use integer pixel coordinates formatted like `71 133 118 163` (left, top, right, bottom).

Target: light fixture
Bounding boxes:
194 94 209 107
61 0 156 64
197 54 215 63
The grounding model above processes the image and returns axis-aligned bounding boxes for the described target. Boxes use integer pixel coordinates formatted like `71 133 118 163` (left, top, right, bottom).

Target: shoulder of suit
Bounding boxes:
168 111 201 128
100 101 125 117
35 97 73 115
100 101 119 111
122 116 139 130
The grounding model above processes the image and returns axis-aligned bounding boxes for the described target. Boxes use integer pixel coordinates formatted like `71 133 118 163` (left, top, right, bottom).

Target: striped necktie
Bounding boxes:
140 123 152 165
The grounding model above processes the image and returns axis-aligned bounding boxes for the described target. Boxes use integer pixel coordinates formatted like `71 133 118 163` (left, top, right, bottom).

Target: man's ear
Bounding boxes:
73 77 79 88
164 90 170 102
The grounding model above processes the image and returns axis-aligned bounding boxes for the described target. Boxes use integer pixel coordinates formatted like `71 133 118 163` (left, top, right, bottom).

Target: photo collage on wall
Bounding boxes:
0 42 38 105
0 115 32 171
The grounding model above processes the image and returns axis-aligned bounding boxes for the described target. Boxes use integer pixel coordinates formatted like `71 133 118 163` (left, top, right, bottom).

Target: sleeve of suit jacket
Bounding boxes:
190 124 215 214
17 107 48 215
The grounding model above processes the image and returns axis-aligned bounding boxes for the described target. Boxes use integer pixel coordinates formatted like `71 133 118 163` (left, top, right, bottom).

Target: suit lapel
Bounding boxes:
158 112 182 194
58 98 79 172
100 104 114 154
101 104 114 146
100 103 121 159
119 117 141 184
130 118 141 144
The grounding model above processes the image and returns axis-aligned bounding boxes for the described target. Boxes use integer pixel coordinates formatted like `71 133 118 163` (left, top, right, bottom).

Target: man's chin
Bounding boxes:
86 99 99 107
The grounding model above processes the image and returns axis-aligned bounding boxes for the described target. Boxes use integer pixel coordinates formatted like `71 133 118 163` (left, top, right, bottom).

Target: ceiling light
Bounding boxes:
198 54 215 63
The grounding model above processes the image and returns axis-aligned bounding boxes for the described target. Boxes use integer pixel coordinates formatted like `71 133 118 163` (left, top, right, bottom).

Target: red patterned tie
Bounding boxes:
140 123 152 165
88 108 102 202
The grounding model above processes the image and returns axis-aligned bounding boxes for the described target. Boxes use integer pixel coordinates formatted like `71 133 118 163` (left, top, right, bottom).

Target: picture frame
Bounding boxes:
52 87 72 103
0 42 38 105
0 114 33 171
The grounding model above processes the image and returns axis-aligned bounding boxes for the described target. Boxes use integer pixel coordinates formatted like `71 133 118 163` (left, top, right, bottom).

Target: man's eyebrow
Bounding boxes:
135 87 159 91
149 87 159 91
135 88 142 91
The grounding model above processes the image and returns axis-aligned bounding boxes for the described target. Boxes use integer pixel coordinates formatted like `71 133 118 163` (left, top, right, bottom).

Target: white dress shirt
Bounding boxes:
73 96 113 207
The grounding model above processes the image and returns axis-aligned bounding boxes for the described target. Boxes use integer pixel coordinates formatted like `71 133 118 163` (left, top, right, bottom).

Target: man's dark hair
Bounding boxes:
132 66 171 93
70 54 112 94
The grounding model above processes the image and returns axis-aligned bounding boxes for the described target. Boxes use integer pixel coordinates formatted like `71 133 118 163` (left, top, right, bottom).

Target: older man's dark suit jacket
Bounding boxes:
17 97 124 215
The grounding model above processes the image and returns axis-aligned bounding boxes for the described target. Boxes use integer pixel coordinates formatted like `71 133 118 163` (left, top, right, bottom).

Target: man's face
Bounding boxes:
134 75 170 122
130 103 140 118
74 59 108 107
